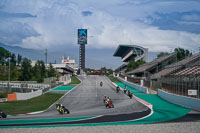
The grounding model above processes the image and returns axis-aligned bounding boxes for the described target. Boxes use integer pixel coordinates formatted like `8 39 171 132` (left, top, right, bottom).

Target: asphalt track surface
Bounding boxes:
0 75 150 126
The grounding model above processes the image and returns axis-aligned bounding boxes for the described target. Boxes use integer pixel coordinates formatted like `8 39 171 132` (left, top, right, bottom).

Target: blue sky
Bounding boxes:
0 0 200 68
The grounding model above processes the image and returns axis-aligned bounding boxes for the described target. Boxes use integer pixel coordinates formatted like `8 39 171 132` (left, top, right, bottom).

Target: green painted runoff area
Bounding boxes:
116 83 191 124
0 82 191 128
52 86 74 91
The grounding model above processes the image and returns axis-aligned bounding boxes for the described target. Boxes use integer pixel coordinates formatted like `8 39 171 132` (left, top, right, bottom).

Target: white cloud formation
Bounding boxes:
0 0 200 53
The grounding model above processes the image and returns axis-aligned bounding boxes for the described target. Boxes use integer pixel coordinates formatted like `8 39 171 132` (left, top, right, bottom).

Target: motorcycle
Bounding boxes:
0 110 7 118
127 90 133 99
105 100 114 108
56 105 70 114
124 88 127 94
100 82 103 87
124 86 127 94
116 86 120 93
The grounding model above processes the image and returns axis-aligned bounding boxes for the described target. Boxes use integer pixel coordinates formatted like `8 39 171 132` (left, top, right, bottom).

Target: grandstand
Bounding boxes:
113 45 148 72
174 65 200 76
151 53 200 79
127 53 176 77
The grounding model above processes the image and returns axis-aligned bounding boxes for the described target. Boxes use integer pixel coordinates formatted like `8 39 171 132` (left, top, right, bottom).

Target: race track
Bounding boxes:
1 75 150 126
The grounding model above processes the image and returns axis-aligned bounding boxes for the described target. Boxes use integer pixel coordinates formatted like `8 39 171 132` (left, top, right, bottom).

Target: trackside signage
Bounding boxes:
188 90 197 96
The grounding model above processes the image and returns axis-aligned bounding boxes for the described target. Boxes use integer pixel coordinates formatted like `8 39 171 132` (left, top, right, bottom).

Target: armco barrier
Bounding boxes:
158 89 200 111
16 90 42 100
116 77 148 93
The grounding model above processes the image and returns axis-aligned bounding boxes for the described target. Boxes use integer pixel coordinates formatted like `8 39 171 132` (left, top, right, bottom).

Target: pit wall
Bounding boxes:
158 89 200 111
116 77 148 93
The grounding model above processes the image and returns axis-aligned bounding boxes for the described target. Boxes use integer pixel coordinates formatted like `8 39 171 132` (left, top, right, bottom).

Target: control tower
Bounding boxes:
78 29 87 70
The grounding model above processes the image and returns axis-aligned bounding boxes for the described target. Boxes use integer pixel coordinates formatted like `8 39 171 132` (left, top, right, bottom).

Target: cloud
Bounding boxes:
148 11 200 34
181 14 200 22
0 20 39 45
0 11 36 18
82 11 93 16
0 0 200 54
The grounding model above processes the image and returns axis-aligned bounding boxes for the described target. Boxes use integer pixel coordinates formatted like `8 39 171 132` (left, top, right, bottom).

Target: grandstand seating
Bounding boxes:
173 65 200 76
151 53 200 79
127 53 176 76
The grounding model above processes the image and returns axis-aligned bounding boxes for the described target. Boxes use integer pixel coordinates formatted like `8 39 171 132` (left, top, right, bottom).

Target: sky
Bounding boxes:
0 0 200 68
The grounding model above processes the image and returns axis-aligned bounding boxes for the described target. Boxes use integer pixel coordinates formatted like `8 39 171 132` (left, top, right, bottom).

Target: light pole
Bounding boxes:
44 49 47 66
8 56 11 93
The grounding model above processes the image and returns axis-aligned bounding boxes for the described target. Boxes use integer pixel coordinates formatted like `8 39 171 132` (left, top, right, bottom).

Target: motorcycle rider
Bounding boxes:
103 95 107 103
124 85 127 94
56 103 70 114
105 97 113 108
56 103 61 110
0 109 7 118
116 86 120 93
100 81 103 87
127 90 132 99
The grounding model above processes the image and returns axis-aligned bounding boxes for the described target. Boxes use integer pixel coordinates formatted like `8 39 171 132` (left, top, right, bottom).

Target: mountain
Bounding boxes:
0 43 44 60
0 43 160 69
0 43 123 69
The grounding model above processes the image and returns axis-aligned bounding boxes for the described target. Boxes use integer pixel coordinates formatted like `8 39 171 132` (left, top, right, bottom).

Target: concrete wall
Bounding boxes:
16 90 42 100
158 89 200 111
117 77 148 93
59 74 71 85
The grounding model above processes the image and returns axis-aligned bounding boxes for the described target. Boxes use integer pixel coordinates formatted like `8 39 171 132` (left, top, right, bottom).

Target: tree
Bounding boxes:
20 58 32 81
126 60 145 72
17 54 22 66
157 52 169 58
174 47 192 61
10 53 16 66
48 63 56 77
0 47 10 65
31 60 47 82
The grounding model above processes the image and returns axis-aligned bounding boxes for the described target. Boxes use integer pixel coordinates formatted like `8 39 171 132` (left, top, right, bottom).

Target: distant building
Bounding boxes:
61 56 78 74
31 61 37 67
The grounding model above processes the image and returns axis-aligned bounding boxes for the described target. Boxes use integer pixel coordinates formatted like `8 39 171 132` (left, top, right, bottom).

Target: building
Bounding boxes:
61 56 78 75
113 45 148 72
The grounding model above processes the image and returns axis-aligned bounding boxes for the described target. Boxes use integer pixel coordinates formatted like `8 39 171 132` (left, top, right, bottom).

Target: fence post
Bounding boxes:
125 76 127 81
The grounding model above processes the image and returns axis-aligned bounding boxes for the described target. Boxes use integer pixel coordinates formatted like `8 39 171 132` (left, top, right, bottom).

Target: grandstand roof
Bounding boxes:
127 53 176 75
113 45 147 62
151 53 200 79
113 45 145 56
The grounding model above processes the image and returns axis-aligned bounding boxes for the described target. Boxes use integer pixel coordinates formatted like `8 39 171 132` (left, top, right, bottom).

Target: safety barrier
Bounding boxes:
16 90 42 100
116 77 148 93
158 89 200 111
7 90 42 101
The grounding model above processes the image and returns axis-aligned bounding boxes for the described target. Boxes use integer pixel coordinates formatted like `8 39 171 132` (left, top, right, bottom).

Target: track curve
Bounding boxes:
0 75 151 126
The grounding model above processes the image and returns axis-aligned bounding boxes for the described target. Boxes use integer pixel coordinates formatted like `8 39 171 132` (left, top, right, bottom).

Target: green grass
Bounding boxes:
108 76 120 83
67 76 81 86
0 93 63 115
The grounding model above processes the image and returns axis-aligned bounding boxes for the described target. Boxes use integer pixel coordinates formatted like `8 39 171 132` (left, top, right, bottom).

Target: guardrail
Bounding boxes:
116 77 148 93
158 89 200 111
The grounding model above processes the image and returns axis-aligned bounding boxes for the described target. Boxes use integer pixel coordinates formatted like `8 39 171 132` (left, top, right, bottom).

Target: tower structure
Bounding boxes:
78 29 87 70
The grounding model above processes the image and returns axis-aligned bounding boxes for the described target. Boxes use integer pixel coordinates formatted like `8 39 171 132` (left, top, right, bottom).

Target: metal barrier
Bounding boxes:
117 77 148 93
161 75 200 99
0 81 62 93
